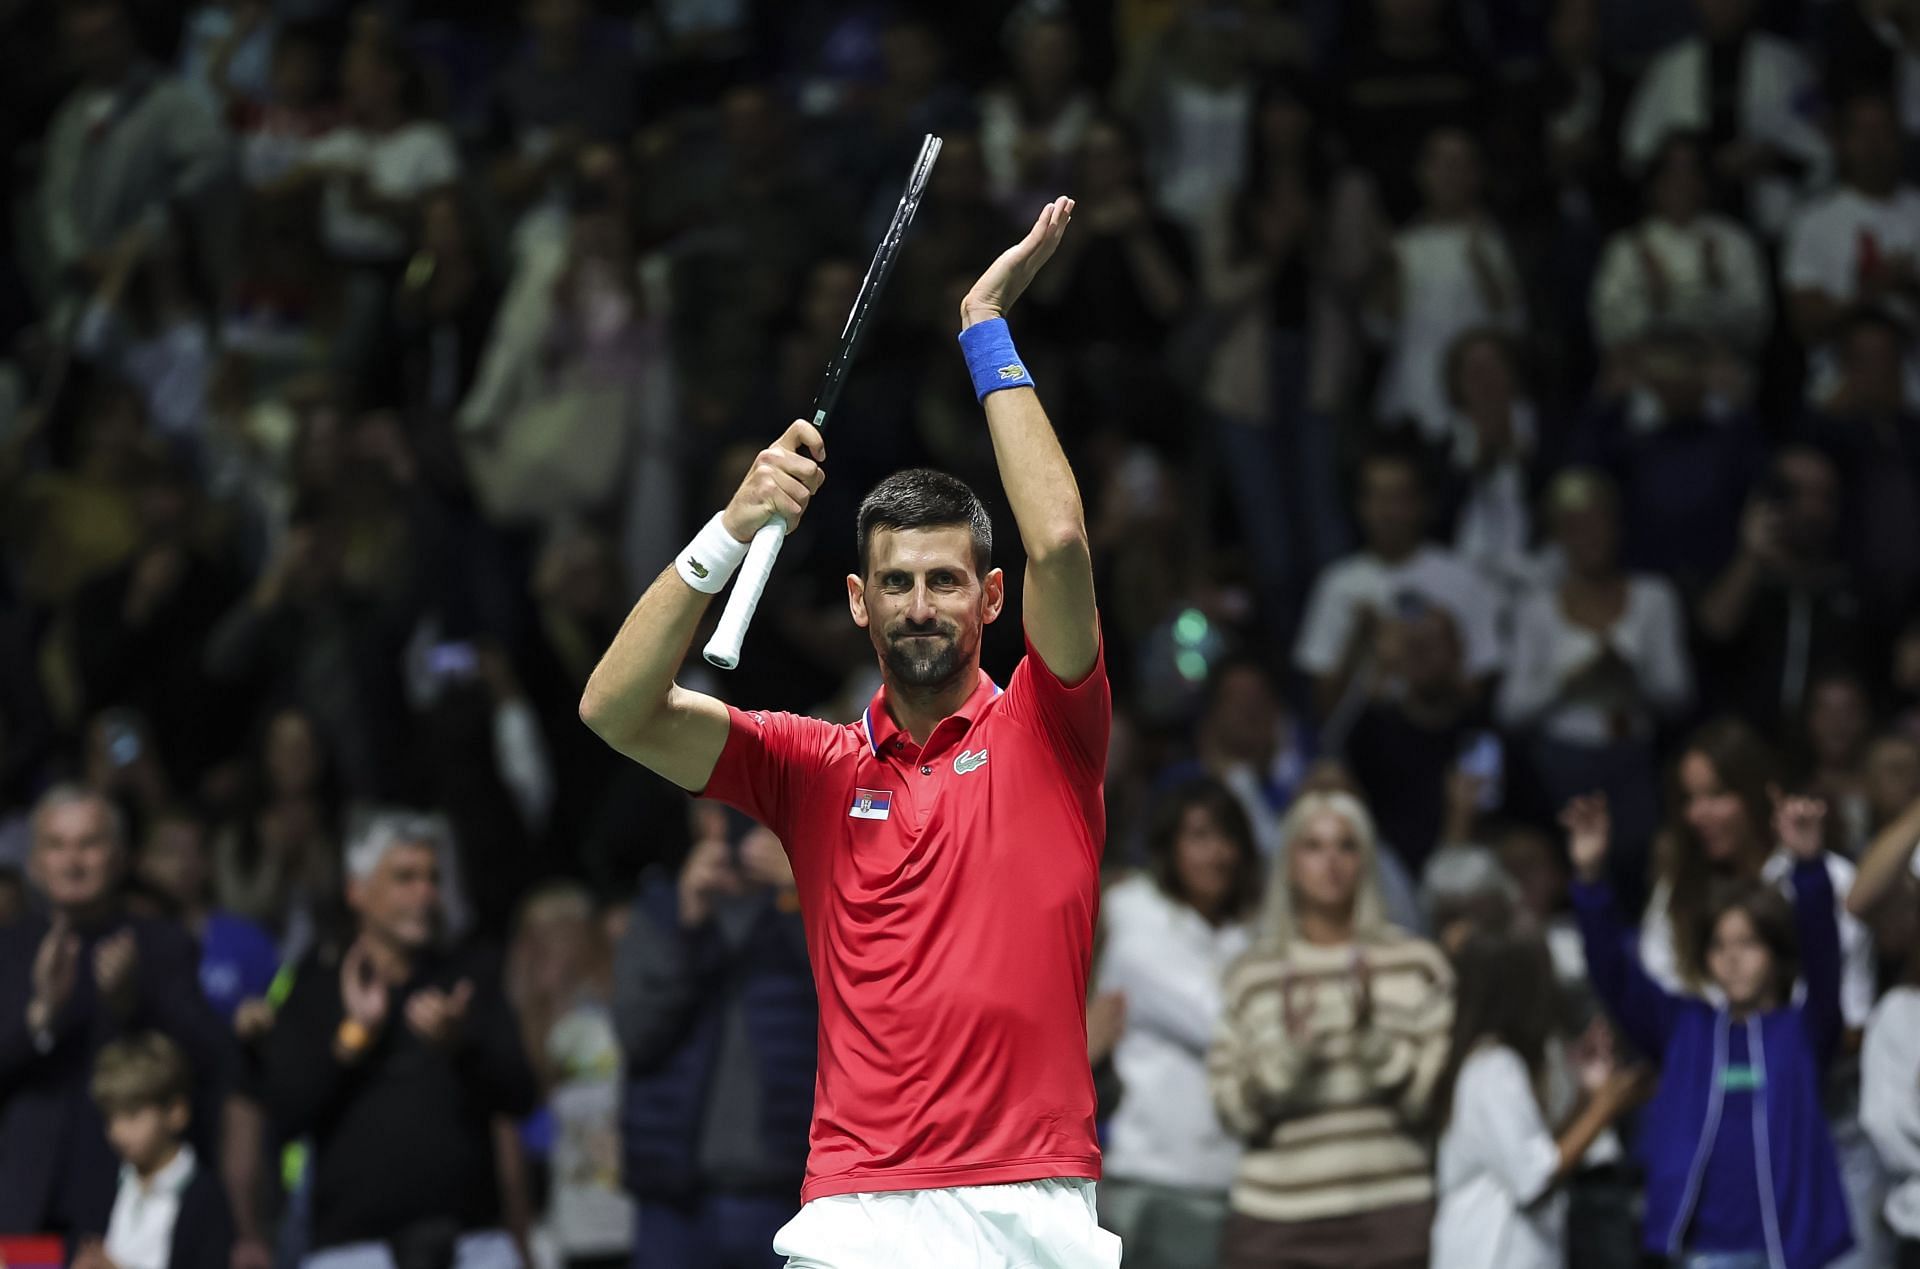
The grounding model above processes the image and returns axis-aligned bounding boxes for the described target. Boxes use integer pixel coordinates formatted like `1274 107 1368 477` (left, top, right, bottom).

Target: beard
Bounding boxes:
882 623 968 688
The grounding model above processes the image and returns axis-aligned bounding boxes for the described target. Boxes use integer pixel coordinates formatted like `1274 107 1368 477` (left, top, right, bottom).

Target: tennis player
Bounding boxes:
580 196 1118 1268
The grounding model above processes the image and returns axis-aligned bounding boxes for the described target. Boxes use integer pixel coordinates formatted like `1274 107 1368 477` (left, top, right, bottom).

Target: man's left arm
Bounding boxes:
960 196 1098 684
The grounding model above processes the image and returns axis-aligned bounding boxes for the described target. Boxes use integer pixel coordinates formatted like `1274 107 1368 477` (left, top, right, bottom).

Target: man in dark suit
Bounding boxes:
0 785 237 1238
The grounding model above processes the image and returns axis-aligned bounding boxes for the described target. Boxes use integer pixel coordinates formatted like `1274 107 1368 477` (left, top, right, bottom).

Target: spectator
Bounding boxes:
30 0 230 321
1419 842 1521 954
1197 73 1349 629
263 811 536 1267
1620 0 1828 237
1784 93 1920 402
1344 600 1492 877
508 884 629 1269
1498 468 1693 863
1563 790 1855 1269
1698 445 1868 734
79 1032 234 1269
233 20 333 191
1329 0 1490 223
483 0 638 227
1208 792 1454 1269
1798 671 1878 853
1569 325 1762 594
1429 927 1646 1269
1638 720 1889 1268
1094 779 1262 1269
70 459 242 788
1591 131 1772 374
135 810 277 1027
1802 309 1920 630
1435 329 1546 599
211 703 343 954
1130 2 1256 233
977 6 1096 217
614 806 814 1269
0 786 237 1238
1027 115 1192 441
1862 959 1920 1269
1154 656 1308 858
1367 127 1525 443
1293 443 1505 724
202 511 418 800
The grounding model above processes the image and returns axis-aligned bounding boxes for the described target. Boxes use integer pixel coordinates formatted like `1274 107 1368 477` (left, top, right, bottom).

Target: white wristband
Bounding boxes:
676 514 751 594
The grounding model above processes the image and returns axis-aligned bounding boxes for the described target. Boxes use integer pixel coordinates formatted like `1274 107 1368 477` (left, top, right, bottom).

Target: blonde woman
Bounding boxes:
1208 791 1454 1269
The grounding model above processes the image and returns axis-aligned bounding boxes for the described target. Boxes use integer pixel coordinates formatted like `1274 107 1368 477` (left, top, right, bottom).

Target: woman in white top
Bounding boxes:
1498 469 1692 880
1096 777 1262 1269
1431 928 1645 1269
1367 128 1524 443
1591 131 1771 379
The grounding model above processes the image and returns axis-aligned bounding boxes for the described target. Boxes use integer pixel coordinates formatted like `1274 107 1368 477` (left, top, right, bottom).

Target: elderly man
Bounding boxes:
0 785 237 1240
264 813 536 1269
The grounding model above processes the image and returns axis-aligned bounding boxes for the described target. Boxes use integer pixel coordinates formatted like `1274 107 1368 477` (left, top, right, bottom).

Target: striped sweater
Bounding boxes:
1208 934 1454 1223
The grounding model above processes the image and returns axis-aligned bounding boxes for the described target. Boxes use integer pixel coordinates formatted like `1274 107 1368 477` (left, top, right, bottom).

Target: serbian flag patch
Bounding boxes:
849 789 893 820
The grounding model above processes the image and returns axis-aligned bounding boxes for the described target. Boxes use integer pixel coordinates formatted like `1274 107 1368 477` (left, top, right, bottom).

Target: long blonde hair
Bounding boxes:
1254 791 1392 952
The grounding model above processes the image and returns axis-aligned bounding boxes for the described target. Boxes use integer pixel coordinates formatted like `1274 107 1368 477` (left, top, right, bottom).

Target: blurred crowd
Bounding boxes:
3 0 1920 1266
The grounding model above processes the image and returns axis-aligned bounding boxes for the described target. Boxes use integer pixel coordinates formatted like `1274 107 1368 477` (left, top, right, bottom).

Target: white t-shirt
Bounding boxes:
1432 1045 1565 1269
309 121 461 262
1095 874 1250 1193
1784 186 1920 310
1372 221 1524 441
1862 987 1920 1238
104 1144 196 1269
1495 575 1693 745
1293 544 1506 680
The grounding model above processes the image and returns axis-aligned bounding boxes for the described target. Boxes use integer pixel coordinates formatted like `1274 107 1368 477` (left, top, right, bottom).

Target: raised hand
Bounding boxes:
339 937 391 1032
737 827 794 890
1559 793 1612 883
961 196 1075 328
1770 786 1828 862
720 418 827 542
28 916 80 1033
678 835 744 928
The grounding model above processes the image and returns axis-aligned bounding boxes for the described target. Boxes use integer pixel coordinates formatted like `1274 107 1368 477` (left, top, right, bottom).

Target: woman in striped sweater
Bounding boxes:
1207 791 1455 1269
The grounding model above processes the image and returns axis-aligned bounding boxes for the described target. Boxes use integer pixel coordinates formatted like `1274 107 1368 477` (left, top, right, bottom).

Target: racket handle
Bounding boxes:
703 520 785 670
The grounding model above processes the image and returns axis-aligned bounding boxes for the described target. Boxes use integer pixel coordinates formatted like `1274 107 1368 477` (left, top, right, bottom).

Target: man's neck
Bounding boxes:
361 931 414 982
1371 541 1421 567
883 670 977 747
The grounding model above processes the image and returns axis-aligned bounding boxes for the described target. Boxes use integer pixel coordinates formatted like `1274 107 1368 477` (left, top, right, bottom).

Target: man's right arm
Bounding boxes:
578 420 825 792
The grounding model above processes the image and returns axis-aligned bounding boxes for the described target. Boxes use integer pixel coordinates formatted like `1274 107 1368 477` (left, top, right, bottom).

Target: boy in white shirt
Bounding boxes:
75 1034 233 1269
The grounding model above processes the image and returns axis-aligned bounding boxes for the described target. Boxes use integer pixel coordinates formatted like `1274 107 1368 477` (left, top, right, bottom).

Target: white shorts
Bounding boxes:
772 1177 1122 1269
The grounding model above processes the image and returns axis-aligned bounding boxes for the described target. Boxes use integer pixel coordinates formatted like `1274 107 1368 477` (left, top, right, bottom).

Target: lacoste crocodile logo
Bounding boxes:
954 749 989 775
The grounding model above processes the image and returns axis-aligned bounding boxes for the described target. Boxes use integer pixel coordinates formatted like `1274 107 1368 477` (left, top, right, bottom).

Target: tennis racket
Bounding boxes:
704 133 943 669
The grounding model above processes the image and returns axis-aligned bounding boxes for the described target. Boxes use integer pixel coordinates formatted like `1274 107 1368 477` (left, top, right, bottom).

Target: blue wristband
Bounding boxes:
957 317 1036 401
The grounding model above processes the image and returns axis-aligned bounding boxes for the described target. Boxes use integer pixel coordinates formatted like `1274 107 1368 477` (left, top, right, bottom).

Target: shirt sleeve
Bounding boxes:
1455 1046 1562 1207
1293 566 1354 676
1000 629 1111 788
697 705 840 843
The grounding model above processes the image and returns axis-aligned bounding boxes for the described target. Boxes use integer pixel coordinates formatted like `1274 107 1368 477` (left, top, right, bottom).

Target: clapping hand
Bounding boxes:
405 979 474 1050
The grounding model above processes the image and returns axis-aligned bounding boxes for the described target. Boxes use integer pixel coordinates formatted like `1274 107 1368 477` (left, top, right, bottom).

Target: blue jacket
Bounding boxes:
613 872 816 1201
1571 860 1853 1269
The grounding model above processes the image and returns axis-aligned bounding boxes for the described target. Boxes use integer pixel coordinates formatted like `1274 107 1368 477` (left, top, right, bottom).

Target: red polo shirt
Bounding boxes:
701 632 1110 1203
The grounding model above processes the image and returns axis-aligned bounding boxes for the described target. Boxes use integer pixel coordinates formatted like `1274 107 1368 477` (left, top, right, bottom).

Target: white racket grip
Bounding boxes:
703 520 785 669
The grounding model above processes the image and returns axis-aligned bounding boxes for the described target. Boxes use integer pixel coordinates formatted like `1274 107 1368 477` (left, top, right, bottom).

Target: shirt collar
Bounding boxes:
121 1143 195 1198
862 670 1001 758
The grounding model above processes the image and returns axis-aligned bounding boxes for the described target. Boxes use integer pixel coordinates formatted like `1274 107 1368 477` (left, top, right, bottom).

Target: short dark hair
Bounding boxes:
1698 882 1800 1007
1145 778 1263 920
855 469 993 577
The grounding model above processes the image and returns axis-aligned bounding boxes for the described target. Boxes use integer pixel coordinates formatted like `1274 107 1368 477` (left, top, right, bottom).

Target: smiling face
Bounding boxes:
849 525 1005 691
1680 750 1761 866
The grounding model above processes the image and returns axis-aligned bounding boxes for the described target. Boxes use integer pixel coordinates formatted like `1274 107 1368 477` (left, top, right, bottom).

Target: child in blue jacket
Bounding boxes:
1561 790 1854 1269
